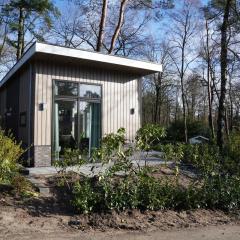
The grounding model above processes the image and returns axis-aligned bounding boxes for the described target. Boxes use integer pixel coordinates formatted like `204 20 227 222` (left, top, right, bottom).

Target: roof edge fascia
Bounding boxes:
0 42 37 88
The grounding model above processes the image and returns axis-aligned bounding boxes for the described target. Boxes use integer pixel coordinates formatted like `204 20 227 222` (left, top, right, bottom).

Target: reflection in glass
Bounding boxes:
55 81 78 96
80 84 101 98
54 100 78 160
79 101 101 154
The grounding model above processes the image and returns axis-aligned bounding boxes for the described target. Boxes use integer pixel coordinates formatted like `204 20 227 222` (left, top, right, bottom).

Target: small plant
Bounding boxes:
72 178 101 213
53 148 86 174
0 129 24 184
136 124 166 151
53 148 86 191
11 175 38 197
92 128 126 163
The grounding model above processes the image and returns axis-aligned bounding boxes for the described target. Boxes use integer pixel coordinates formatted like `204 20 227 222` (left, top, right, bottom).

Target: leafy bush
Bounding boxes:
61 128 240 213
92 128 126 163
0 129 24 184
72 178 101 213
199 175 240 211
160 143 221 176
136 124 166 151
53 148 86 173
223 132 240 174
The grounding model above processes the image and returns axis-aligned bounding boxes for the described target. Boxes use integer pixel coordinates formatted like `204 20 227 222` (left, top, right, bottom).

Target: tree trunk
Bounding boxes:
180 41 188 143
154 73 162 124
205 19 215 139
96 0 108 52
154 86 160 123
17 7 24 60
217 0 231 150
108 0 128 54
229 68 234 131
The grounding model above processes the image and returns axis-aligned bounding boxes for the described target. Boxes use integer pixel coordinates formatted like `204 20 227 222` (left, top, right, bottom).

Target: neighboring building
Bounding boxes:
189 136 209 144
0 42 162 167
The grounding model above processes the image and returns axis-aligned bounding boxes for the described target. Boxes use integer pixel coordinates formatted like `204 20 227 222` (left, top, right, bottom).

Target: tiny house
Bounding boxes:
0 42 162 167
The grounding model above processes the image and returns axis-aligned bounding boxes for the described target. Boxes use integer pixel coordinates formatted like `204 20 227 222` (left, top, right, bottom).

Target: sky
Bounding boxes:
53 0 210 43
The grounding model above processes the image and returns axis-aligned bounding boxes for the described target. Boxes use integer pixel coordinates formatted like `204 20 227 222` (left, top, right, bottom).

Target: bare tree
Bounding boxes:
168 0 200 143
96 0 108 52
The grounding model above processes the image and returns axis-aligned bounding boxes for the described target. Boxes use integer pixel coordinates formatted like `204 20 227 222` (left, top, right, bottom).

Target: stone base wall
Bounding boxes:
34 145 51 167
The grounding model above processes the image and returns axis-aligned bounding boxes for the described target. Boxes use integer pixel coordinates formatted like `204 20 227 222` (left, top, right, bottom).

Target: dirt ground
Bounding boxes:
1 166 239 240
0 196 240 240
3 225 240 240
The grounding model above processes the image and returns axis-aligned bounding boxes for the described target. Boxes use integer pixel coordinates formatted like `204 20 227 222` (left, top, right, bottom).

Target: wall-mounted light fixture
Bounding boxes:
130 108 135 115
39 103 46 111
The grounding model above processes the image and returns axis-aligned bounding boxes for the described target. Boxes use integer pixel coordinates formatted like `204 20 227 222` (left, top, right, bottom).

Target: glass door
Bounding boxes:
53 99 78 160
53 81 102 161
79 101 101 155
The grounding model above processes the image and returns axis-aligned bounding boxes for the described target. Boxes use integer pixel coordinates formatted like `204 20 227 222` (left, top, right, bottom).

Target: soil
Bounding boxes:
0 194 240 240
1 166 239 239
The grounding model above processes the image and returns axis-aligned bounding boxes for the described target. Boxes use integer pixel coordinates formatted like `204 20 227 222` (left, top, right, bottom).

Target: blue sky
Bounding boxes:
53 0 210 35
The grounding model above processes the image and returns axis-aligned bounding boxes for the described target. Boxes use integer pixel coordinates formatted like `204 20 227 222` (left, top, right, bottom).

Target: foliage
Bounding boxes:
161 143 221 176
11 174 38 197
92 128 127 163
72 177 101 213
200 174 240 211
57 127 240 214
53 148 86 190
166 120 209 142
0 129 24 184
53 148 86 173
223 131 240 174
136 124 166 151
1 0 59 58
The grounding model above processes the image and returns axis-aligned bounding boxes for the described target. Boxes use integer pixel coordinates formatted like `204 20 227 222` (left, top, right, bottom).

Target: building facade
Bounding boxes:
0 43 161 167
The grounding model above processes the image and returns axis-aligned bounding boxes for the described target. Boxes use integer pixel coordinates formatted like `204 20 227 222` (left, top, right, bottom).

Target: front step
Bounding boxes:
26 176 54 197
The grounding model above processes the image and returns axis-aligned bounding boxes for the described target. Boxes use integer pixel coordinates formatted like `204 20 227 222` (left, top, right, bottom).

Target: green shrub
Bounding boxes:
72 178 101 213
53 148 86 173
92 128 126 163
67 127 240 214
0 129 24 184
160 143 221 176
198 175 240 211
136 124 166 151
223 132 240 174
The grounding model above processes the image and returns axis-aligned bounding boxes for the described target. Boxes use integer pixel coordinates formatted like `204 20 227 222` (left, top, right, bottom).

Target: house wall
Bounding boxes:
0 65 33 166
18 67 31 145
0 87 6 128
34 60 142 166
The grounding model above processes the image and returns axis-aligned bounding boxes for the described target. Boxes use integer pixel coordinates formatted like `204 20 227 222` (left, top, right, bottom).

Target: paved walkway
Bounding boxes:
27 151 166 176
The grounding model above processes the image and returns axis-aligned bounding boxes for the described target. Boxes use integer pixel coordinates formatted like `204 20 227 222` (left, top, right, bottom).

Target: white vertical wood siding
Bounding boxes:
34 61 141 146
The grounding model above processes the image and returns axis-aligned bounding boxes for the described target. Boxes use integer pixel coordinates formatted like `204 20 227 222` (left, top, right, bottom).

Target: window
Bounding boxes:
79 84 101 99
53 81 102 161
55 81 78 96
19 112 27 127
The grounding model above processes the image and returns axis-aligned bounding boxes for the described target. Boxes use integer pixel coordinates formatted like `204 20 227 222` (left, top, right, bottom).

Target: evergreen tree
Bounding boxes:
1 0 59 60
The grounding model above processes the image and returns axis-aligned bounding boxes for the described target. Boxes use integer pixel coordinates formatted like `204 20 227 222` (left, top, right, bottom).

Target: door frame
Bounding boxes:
51 79 102 163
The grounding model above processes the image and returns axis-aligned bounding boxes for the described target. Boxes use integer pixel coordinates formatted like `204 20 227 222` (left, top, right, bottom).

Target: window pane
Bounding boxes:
79 101 101 155
53 100 78 160
55 81 78 96
80 84 101 98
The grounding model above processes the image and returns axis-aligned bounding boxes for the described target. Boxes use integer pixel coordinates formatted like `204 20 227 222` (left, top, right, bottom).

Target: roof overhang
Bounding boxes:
0 42 162 88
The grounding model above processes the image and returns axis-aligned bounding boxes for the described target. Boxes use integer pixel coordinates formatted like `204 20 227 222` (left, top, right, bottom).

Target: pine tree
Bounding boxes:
1 0 59 60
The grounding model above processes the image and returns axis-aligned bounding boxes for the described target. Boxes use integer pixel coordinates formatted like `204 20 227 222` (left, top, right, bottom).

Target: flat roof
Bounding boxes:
0 42 162 88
